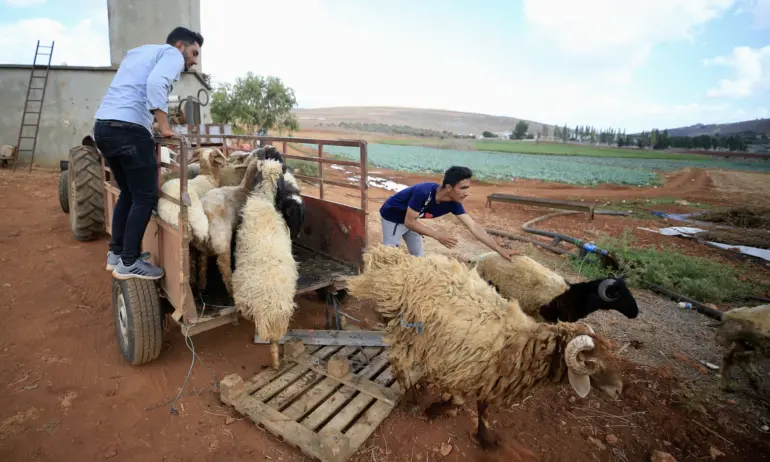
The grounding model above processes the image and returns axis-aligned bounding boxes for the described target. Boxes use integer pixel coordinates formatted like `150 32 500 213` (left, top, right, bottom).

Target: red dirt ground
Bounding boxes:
1 164 769 462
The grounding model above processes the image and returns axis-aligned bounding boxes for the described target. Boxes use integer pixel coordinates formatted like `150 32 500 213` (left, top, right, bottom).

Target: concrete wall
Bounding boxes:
108 0 202 72
0 66 211 167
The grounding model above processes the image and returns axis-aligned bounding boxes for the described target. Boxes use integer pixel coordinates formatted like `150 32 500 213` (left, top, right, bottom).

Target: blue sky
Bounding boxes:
1 0 768 132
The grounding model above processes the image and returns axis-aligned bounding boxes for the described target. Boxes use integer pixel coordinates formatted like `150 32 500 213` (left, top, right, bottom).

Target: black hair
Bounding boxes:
441 166 473 188
166 27 204 47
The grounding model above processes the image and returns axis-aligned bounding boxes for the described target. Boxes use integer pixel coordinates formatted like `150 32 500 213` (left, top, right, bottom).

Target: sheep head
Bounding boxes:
560 323 623 400
276 174 305 239
540 277 638 323
191 147 228 173
228 150 253 169
256 145 288 172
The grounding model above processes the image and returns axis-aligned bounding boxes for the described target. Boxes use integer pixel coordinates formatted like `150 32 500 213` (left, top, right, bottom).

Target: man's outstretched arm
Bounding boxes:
456 213 519 259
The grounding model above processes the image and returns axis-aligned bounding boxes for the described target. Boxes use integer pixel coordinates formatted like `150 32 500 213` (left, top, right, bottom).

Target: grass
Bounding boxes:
379 138 714 161
571 230 767 304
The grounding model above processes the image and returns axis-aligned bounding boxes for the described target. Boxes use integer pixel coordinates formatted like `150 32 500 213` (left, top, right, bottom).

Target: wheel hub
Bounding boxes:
117 289 129 350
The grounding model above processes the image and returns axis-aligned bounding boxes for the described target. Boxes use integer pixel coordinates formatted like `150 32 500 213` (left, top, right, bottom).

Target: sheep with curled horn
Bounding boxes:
346 244 624 451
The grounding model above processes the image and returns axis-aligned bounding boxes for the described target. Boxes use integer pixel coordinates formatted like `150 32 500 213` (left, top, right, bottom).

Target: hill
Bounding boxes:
292 106 550 137
662 118 770 137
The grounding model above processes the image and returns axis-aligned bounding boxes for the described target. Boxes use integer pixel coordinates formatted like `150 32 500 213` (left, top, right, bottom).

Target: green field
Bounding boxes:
378 138 717 161
302 142 770 186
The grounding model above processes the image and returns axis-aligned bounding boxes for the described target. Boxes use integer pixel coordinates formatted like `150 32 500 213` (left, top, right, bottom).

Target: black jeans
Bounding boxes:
93 119 159 266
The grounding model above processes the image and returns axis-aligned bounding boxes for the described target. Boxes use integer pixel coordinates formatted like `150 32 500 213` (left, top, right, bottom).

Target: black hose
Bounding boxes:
645 284 724 321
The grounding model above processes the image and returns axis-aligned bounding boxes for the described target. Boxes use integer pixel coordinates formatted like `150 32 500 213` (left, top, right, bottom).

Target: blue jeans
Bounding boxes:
93 119 159 266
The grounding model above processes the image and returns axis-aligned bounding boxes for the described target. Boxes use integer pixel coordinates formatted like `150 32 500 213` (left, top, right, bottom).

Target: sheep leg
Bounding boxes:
270 341 281 370
734 349 763 392
721 342 753 392
216 252 233 297
424 394 460 420
476 400 500 451
197 253 208 293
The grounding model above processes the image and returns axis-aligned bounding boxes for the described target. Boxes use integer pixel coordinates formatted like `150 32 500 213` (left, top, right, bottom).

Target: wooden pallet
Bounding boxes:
219 341 405 462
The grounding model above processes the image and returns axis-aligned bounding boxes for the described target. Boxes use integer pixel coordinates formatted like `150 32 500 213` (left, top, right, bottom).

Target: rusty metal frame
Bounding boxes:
485 192 595 220
102 132 369 338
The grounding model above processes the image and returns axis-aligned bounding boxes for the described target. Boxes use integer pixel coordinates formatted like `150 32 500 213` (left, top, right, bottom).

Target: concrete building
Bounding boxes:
0 0 211 167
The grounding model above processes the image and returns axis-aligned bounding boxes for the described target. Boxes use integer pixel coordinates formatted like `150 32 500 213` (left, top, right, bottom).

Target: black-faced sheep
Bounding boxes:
470 252 639 323
232 158 298 370
346 244 624 450
717 303 770 393
156 147 228 242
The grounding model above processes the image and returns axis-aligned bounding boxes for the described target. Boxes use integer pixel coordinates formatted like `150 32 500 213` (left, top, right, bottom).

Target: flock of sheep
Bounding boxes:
156 145 304 370
149 144 768 452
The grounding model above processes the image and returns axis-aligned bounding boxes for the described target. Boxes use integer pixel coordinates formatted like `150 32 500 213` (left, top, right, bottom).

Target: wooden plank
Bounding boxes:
320 367 394 434
344 379 404 452
291 352 401 406
254 329 387 347
232 395 346 462
298 352 390 430
267 346 361 410
251 345 344 403
243 345 324 395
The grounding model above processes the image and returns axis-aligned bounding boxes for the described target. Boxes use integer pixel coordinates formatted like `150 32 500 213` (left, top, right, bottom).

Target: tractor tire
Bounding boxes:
112 278 164 365
68 144 104 241
58 170 70 213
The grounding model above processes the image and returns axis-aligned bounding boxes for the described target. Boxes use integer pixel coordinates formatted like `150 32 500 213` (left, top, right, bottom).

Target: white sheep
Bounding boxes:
717 303 770 393
232 158 298 370
470 252 639 323
197 157 262 296
219 150 257 187
346 244 623 450
156 147 228 242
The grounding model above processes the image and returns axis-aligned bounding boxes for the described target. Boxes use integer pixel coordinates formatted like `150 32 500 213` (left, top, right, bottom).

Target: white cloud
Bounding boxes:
0 14 109 66
4 0 46 6
737 0 770 28
522 0 737 83
704 45 770 98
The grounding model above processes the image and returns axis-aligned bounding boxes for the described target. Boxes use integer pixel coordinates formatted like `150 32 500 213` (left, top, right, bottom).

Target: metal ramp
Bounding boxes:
13 40 55 173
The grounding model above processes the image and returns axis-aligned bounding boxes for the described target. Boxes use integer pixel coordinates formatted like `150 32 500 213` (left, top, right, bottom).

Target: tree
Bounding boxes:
210 72 299 134
482 131 496 138
513 121 529 140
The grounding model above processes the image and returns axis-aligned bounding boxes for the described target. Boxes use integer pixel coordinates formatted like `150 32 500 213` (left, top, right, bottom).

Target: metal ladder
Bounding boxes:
13 40 55 173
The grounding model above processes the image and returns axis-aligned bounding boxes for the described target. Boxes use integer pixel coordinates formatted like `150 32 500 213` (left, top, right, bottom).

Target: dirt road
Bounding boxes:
1 168 769 462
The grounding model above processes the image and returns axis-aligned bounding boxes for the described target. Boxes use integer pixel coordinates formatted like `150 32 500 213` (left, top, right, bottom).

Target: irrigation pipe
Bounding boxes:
645 284 724 321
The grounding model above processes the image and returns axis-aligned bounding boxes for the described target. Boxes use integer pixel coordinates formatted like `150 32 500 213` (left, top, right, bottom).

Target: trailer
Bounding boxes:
63 130 370 365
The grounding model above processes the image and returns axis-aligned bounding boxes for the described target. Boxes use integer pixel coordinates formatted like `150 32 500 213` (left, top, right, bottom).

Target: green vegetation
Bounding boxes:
475 140 710 160
308 142 770 186
572 230 767 303
210 72 299 134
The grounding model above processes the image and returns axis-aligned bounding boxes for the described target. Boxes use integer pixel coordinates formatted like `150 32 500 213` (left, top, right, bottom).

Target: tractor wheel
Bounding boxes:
58 170 70 213
68 144 104 241
112 278 164 365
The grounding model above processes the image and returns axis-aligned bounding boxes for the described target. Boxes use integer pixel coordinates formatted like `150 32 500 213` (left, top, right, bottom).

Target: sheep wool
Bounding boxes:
156 148 228 241
718 304 770 391
346 245 618 409
232 159 298 369
470 252 569 317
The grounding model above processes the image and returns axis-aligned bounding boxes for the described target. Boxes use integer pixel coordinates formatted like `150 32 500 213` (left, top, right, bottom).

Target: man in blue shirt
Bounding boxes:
380 166 517 260
93 27 203 280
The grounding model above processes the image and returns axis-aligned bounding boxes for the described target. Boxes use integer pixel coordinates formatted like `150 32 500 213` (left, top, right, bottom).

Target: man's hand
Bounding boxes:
158 126 178 138
436 231 458 249
497 248 522 261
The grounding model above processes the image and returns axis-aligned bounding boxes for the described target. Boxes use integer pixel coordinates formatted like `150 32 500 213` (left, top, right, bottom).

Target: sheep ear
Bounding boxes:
568 369 591 398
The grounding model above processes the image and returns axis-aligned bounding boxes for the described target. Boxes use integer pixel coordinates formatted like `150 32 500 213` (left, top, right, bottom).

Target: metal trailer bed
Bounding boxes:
98 131 369 365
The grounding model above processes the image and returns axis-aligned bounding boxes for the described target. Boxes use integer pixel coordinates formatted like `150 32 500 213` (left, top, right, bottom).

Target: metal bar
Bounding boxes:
293 174 360 190
318 143 324 200
161 134 366 148
486 193 595 216
360 142 369 216
177 140 197 325
282 154 360 167
253 329 387 347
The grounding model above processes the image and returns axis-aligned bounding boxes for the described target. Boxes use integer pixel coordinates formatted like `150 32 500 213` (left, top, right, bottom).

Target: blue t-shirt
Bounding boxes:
379 182 466 225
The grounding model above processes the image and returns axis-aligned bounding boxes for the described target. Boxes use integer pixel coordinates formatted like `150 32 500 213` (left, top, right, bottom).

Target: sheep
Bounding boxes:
197 158 262 295
219 150 257 187
470 252 639 323
156 147 228 242
346 244 623 450
232 158 298 370
717 304 770 393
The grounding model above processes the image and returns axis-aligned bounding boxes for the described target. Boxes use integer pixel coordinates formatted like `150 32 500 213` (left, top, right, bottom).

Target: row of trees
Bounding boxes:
636 129 751 152
209 72 299 134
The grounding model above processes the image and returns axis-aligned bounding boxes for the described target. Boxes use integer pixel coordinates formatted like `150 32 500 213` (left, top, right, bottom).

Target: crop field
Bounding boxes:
303 142 770 186
378 138 719 160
